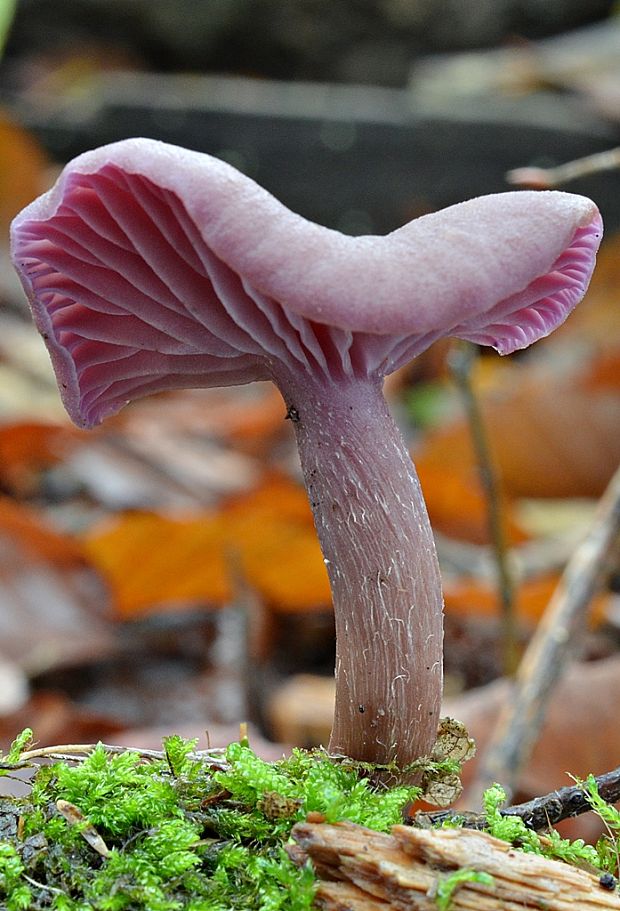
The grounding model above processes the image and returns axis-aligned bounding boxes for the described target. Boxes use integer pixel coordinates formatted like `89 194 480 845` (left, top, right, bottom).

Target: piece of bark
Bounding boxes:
290 820 620 910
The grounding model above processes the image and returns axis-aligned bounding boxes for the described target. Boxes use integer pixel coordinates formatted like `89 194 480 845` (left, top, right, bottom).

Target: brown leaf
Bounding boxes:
56 800 110 857
0 496 84 568
416 361 620 500
431 717 476 764
0 691 124 757
446 654 620 805
0 498 113 671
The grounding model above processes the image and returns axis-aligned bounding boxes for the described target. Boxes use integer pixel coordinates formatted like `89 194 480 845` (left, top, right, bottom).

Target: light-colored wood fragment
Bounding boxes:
314 881 390 910
290 821 620 910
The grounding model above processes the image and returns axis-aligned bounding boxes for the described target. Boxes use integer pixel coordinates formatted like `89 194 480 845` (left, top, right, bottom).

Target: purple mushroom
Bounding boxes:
10 138 602 772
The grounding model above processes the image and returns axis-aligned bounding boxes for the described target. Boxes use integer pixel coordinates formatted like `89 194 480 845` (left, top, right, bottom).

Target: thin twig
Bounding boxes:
506 147 620 188
22 874 66 896
465 462 620 805
4 742 228 769
503 767 620 829
414 764 620 831
448 340 518 676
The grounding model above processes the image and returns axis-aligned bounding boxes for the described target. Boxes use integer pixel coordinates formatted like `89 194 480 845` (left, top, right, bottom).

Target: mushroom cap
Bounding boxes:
11 137 602 428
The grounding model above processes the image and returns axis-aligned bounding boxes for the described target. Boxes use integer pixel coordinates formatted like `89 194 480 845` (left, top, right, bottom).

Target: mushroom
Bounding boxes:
10 138 602 773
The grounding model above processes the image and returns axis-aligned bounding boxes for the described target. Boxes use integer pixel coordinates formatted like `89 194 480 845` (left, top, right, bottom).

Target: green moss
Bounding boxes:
0 843 32 911
213 743 418 836
581 774 620 876
3 730 616 910
434 868 494 911
482 782 607 872
0 731 423 910
3 729 33 766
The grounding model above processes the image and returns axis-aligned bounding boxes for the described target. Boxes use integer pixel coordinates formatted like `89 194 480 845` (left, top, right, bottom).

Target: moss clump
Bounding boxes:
481 781 619 879
434 868 494 911
0 731 424 911
3 730 616 910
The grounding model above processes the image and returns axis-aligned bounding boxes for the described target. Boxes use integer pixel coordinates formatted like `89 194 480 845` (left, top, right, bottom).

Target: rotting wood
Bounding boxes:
290 820 620 910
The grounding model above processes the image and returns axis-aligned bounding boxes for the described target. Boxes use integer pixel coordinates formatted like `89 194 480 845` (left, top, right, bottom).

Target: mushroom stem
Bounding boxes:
274 368 443 769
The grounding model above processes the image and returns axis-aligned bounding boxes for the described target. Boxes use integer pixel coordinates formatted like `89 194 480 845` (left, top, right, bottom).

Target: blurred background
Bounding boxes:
0 0 619 828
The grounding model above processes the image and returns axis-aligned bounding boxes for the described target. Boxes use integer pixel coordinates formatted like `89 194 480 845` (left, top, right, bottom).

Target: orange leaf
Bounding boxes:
223 477 330 611
0 496 84 568
85 475 332 619
84 511 233 618
222 474 317 525
0 421 80 496
0 112 49 234
580 349 620 392
416 460 527 546
443 572 608 627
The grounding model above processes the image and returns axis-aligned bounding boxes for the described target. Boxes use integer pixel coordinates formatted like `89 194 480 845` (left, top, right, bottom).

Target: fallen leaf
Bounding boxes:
448 654 620 840
443 572 609 627
85 475 331 619
0 496 84 568
0 497 113 672
416 359 620 500
0 421 80 497
0 112 49 234
416 460 527 545
0 691 124 761
56 800 110 857
222 476 331 612
580 349 620 393
431 717 476 764
84 510 233 617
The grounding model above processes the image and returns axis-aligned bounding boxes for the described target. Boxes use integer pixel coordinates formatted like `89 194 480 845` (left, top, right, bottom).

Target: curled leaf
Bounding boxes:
55 799 110 857
432 718 477 765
